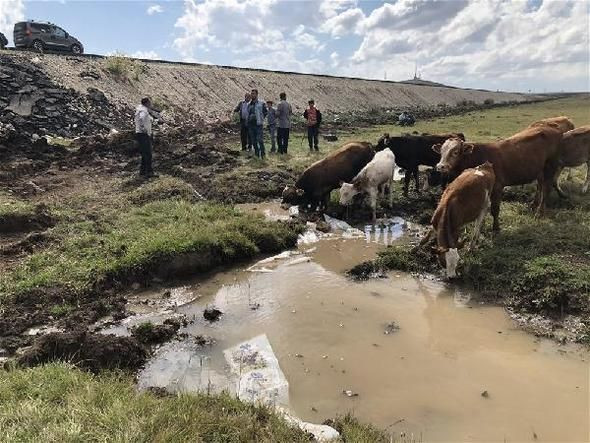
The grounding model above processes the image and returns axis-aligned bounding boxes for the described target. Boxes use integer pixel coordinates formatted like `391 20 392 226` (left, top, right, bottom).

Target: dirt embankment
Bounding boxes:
1 49 536 130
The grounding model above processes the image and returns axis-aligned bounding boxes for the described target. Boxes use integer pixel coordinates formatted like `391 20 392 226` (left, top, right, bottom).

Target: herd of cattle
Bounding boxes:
282 116 590 277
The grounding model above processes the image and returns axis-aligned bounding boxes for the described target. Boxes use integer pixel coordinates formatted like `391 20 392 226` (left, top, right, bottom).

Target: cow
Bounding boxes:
375 132 465 196
421 162 496 278
338 148 396 222
282 141 374 211
553 126 590 196
433 126 563 231
529 116 574 134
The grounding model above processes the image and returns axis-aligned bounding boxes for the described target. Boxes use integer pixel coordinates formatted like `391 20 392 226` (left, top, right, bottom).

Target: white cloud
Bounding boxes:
147 4 163 15
132 50 160 60
321 7 364 37
0 0 25 46
171 0 590 92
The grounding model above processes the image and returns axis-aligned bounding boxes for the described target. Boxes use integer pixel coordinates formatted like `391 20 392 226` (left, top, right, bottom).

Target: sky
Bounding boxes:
0 0 589 92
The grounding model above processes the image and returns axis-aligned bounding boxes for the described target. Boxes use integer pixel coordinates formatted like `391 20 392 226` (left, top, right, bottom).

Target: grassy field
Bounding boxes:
1 96 588 440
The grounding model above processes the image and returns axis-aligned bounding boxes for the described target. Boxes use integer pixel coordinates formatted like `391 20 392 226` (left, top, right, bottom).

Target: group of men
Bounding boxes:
234 89 322 159
133 90 324 178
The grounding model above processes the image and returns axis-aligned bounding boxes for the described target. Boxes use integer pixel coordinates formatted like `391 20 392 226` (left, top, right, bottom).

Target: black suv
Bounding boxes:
14 21 84 54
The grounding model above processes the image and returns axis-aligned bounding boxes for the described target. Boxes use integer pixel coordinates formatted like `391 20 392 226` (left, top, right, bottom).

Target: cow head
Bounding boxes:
375 133 390 152
432 246 460 279
433 138 474 174
339 181 360 206
282 185 304 204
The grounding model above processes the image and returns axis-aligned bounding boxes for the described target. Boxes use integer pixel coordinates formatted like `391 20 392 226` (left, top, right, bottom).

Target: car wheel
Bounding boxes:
32 40 44 52
71 44 82 54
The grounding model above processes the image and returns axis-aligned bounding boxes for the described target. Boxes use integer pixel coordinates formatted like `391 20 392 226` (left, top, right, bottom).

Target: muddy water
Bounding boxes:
103 210 589 442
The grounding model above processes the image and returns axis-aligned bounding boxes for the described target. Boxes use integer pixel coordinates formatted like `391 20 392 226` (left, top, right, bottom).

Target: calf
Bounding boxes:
554 126 590 195
433 126 563 231
375 132 465 195
339 148 396 222
282 141 374 211
424 162 496 278
529 116 574 134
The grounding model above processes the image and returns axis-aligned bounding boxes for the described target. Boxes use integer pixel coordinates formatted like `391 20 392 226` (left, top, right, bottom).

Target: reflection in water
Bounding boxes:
105 220 589 442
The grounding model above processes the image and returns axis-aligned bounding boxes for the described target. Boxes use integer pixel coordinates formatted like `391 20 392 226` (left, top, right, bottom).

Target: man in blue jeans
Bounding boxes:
247 89 268 159
303 99 322 152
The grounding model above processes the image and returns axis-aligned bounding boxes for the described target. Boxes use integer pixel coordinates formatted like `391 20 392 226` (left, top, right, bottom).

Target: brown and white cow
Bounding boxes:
433 126 563 231
422 162 496 278
529 116 574 134
282 141 375 211
554 125 590 195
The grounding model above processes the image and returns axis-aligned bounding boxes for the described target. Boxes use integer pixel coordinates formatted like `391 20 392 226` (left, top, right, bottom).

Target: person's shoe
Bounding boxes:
145 173 159 179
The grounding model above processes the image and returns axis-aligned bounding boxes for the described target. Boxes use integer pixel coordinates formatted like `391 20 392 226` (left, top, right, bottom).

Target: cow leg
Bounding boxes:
403 172 410 197
413 167 420 194
491 186 503 232
369 188 378 222
389 179 394 208
583 161 590 194
468 191 491 251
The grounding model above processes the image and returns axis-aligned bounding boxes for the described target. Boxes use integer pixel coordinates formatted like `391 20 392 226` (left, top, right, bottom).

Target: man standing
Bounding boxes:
276 92 292 154
247 89 267 159
266 100 277 153
234 92 252 151
304 99 322 152
135 97 156 178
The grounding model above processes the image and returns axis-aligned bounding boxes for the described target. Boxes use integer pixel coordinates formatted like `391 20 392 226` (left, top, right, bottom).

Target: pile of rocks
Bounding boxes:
0 54 132 142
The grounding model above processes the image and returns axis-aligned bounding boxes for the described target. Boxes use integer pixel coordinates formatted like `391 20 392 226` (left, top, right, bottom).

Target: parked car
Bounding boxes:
13 21 84 54
0 32 7 49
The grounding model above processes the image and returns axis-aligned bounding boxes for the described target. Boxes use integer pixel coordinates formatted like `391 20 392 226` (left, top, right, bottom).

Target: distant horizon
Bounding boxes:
1 0 588 93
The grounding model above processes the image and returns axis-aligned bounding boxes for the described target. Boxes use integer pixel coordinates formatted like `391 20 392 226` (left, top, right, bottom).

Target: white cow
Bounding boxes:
339 148 396 222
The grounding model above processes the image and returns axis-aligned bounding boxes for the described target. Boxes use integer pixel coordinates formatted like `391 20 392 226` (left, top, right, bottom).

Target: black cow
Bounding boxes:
375 132 465 195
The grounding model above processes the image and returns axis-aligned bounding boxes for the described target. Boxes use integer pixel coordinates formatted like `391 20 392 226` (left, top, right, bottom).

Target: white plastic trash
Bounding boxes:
224 334 289 407
224 335 340 441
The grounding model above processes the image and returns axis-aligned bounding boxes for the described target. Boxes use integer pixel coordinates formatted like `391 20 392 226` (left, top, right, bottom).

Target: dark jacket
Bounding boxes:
0 33 8 49
303 107 322 127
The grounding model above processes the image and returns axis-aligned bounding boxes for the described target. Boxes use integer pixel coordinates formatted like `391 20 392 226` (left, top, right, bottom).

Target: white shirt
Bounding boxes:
135 104 153 135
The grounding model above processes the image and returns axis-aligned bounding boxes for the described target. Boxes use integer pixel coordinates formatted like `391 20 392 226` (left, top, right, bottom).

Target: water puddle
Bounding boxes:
102 210 589 442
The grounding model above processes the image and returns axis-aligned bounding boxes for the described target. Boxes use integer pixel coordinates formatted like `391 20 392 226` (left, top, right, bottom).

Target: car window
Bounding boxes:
32 24 51 34
53 27 66 38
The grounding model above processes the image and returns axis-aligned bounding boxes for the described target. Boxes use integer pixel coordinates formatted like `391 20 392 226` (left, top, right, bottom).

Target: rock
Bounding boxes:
203 307 223 322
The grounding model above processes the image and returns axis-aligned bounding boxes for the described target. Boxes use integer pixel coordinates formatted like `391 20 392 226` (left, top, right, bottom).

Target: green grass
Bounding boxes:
0 199 299 298
0 363 390 442
0 192 37 219
0 363 311 442
333 96 590 145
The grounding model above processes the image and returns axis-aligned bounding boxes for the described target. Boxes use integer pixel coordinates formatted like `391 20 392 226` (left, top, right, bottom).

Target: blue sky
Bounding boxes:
1 0 588 92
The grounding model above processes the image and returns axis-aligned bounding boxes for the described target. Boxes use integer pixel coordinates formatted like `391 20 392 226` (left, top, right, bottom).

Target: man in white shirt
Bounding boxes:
134 97 156 178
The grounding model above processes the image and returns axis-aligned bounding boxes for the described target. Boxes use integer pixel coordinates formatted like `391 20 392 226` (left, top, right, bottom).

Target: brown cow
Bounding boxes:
554 125 590 195
421 162 495 278
282 141 374 211
433 126 562 231
529 116 574 134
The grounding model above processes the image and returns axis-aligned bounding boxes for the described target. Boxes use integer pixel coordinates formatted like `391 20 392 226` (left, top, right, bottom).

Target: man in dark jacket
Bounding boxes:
234 92 252 151
303 99 322 152
0 32 8 50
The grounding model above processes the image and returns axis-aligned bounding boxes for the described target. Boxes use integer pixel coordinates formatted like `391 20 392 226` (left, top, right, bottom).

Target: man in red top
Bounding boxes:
303 99 322 152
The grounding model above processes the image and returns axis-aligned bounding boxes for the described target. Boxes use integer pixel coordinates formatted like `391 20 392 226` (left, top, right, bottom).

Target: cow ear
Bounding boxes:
432 143 442 154
463 143 475 154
